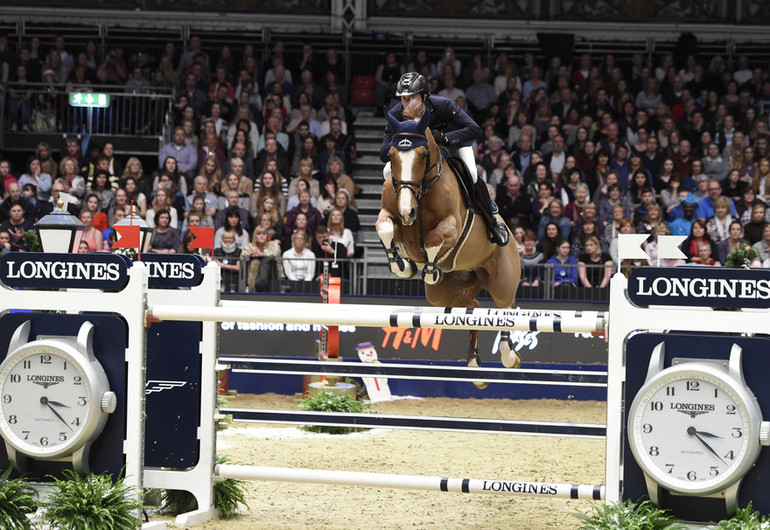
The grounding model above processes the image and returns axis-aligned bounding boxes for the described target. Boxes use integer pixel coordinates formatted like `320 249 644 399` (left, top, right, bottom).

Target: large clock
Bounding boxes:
627 342 770 514
0 321 117 474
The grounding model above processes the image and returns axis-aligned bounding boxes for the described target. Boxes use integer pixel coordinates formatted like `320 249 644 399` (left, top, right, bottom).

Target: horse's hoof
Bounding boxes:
466 351 489 389
500 340 522 369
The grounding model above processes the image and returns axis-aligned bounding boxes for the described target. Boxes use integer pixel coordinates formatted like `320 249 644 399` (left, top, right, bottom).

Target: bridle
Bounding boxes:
390 133 443 202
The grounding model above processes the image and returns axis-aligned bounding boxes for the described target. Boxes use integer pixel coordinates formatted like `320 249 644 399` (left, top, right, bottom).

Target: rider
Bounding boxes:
379 72 509 246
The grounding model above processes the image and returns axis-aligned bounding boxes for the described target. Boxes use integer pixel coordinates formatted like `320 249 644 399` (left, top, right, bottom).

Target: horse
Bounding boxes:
376 109 522 387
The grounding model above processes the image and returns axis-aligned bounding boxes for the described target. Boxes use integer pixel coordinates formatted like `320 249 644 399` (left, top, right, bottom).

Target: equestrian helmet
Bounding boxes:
395 72 429 97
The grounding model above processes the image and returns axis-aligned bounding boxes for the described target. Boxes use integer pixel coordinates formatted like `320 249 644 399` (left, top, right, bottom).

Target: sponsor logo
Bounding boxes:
481 481 558 495
629 267 770 308
28 374 64 389
6 260 120 281
0 253 128 290
145 380 187 394
398 138 413 148
382 327 442 351
671 402 714 418
145 261 196 280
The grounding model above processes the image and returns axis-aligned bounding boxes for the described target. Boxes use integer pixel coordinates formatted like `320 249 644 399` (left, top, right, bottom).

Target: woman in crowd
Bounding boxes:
743 203 768 245
706 196 735 244
316 177 337 218
88 170 115 211
286 178 317 211
59 156 86 207
571 217 604 257
78 209 103 252
547 238 578 290
577 235 613 289
215 205 250 249
751 157 770 203
121 157 151 197
83 192 109 232
634 203 664 236
681 219 718 262
199 155 223 195
150 209 180 254
519 230 543 287
146 187 178 229
154 156 187 196
243 225 283 292
36 142 58 181
18 156 52 202
252 171 286 219
536 222 562 262
326 207 355 258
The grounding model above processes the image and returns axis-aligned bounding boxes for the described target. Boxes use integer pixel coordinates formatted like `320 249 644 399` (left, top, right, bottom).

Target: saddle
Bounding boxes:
444 155 481 215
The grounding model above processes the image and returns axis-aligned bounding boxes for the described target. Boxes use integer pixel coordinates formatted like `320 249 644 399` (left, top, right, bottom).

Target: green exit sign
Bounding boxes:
69 92 110 108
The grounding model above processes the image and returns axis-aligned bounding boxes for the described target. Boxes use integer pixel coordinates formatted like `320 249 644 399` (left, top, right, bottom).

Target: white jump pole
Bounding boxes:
148 303 606 334
215 465 605 501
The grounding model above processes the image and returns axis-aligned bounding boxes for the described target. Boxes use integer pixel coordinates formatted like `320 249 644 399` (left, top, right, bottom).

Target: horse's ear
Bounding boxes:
417 109 431 135
386 108 399 131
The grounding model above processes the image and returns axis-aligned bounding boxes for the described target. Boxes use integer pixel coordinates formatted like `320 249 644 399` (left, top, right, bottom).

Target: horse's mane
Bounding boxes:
402 98 425 121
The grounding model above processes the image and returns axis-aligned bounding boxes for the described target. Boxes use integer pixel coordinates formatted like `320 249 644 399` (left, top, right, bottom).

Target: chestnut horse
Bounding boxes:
376 110 522 386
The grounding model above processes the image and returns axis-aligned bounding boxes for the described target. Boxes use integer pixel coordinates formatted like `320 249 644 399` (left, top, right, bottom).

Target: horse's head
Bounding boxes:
387 109 433 226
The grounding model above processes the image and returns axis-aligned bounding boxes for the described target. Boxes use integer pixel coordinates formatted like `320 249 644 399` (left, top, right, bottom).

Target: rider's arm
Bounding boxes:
436 97 482 147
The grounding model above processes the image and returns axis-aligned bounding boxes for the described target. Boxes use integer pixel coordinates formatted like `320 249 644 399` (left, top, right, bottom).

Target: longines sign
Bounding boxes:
0 253 129 290
629 267 770 308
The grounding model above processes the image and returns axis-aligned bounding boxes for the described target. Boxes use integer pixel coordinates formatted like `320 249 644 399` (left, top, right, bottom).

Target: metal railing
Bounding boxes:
226 253 627 302
4 82 173 138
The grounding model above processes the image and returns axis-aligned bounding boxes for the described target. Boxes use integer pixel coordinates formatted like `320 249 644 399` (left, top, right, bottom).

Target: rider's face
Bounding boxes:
401 94 423 108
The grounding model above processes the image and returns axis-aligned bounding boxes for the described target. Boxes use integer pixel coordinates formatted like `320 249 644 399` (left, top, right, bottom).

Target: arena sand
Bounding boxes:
157 393 606 529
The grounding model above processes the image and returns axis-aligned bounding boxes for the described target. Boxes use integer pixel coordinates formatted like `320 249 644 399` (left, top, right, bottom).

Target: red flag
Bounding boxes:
113 225 140 249
188 226 215 250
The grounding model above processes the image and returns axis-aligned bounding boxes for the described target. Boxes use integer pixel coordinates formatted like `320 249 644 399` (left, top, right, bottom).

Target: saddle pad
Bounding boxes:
444 155 481 215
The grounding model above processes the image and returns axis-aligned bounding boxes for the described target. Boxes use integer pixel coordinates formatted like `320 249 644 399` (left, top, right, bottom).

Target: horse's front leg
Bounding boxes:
376 209 416 279
422 215 459 285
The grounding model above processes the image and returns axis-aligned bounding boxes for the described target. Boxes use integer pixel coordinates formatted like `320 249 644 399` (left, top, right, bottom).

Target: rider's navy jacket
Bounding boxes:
379 95 482 163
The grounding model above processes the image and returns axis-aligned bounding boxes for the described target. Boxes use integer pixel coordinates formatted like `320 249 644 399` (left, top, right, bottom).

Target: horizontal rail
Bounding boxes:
219 408 607 439
149 303 606 333
215 464 605 501
218 358 608 387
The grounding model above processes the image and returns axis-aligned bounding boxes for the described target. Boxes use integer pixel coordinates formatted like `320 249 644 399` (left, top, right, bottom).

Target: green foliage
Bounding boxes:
298 391 375 434
161 455 249 519
716 502 770 529
217 394 231 431
0 467 37 530
22 230 42 252
574 499 684 530
42 469 143 530
213 456 249 518
725 243 759 269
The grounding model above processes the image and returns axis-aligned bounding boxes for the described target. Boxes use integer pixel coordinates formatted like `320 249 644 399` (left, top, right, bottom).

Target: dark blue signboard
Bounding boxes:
0 253 129 290
141 253 205 289
628 266 770 308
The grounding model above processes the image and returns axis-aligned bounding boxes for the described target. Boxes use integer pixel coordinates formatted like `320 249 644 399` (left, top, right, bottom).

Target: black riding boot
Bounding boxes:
473 180 509 246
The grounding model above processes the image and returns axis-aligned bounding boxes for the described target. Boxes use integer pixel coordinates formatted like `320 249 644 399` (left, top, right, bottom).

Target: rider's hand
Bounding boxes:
431 130 448 146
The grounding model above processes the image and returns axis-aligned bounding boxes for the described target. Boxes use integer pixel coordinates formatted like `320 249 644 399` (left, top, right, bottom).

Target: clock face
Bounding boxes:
0 344 95 459
628 366 759 496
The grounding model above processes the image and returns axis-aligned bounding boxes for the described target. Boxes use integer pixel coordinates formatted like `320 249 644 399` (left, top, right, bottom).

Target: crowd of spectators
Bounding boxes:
0 35 361 291
4 35 770 293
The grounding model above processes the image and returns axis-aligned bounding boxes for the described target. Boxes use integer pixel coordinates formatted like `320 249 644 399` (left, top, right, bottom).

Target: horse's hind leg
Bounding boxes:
499 330 521 369
426 274 488 389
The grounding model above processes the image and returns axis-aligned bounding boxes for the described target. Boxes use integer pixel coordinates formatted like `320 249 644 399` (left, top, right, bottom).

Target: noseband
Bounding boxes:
391 134 443 201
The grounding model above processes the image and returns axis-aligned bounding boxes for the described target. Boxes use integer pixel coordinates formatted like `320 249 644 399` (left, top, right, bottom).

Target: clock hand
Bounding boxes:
40 397 73 431
46 399 70 408
687 426 726 465
693 429 722 439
